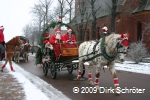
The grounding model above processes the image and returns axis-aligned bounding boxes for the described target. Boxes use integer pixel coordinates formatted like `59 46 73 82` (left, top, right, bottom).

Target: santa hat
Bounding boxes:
58 16 62 22
67 28 72 32
120 33 130 40
0 26 4 30
55 28 61 33
102 26 108 33
44 33 50 38
120 33 130 47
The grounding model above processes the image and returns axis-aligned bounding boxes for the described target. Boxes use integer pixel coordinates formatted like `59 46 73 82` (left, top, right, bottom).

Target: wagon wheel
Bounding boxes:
67 65 73 74
43 61 48 75
50 63 57 79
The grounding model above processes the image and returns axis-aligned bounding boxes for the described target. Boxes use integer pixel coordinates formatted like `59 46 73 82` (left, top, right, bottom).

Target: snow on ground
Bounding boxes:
0 61 70 100
82 60 150 75
115 61 150 75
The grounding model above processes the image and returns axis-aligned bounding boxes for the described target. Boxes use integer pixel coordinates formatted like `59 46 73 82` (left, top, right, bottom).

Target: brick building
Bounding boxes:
72 0 150 51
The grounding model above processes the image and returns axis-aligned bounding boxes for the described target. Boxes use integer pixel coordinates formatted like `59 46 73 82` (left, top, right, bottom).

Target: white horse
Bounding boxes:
22 44 30 62
77 33 129 93
14 45 21 63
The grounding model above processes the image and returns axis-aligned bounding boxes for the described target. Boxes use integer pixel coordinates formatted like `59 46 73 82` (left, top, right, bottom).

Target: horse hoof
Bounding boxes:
114 86 120 95
76 76 81 80
95 85 99 90
89 80 94 86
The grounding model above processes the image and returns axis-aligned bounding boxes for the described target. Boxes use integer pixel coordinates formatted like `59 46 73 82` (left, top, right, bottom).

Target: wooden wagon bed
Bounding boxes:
61 48 78 60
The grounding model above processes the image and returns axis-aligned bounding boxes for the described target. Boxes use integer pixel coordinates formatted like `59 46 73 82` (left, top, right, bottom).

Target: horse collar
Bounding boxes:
101 35 118 61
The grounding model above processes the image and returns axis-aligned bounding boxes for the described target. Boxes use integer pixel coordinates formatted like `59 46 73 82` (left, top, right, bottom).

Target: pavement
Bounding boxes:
0 63 25 100
0 60 70 100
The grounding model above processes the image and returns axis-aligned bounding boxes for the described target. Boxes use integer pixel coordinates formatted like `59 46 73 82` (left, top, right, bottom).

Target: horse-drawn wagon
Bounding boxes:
42 44 85 79
13 36 30 62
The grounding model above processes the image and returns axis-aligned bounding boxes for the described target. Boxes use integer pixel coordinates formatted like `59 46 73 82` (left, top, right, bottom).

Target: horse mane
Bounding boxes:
6 37 15 44
105 33 116 45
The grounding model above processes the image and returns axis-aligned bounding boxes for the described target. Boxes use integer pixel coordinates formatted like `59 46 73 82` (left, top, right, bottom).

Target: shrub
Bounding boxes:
127 41 149 64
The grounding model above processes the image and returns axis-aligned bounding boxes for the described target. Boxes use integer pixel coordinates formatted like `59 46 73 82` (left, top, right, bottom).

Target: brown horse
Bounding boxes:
0 36 21 72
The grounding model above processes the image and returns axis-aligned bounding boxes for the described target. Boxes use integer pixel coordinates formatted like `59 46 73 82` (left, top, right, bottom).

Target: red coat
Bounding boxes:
49 34 64 57
63 33 77 48
43 39 49 45
43 34 50 45
63 33 76 42
0 30 4 42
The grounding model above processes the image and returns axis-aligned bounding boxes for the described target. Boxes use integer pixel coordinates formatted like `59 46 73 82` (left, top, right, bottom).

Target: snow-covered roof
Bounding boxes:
133 0 150 13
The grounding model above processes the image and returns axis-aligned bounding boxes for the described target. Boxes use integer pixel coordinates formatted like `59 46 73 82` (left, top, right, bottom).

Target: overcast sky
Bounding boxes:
0 0 37 42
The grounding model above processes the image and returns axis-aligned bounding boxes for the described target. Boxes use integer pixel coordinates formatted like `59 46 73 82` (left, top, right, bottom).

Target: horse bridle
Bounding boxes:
103 38 129 55
116 39 129 54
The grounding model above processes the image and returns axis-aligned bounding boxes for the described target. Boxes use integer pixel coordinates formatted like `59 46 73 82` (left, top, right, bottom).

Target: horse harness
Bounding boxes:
83 35 128 62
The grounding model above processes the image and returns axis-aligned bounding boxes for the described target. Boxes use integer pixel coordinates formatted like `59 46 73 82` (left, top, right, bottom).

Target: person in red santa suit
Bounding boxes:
49 28 64 60
43 33 51 58
0 26 5 60
43 33 50 45
63 28 77 48
102 24 108 36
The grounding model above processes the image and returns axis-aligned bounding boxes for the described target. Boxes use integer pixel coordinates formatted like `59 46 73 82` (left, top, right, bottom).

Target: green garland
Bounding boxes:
35 21 76 65
100 35 118 61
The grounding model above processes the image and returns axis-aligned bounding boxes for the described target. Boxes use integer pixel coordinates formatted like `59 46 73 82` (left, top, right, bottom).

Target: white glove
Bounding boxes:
55 40 58 43
66 40 70 43
69 42 73 44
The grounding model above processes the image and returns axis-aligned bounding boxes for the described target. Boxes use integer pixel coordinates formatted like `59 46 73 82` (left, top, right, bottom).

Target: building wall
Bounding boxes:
74 0 150 52
133 12 150 51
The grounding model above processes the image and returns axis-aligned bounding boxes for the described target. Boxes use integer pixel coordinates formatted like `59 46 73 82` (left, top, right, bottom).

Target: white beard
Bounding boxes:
56 34 60 39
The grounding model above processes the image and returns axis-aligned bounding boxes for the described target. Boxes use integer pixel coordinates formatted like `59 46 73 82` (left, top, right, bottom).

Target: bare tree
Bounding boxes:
31 4 43 35
76 0 87 41
110 0 134 32
31 0 54 29
66 0 75 23
127 41 149 64
87 0 101 39
39 0 54 27
23 23 39 46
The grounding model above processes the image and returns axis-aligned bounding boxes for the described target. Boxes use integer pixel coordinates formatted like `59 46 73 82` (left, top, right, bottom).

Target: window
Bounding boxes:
137 22 142 41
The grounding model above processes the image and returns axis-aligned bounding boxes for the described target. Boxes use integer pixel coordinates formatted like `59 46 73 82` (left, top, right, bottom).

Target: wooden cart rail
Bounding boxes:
61 48 78 57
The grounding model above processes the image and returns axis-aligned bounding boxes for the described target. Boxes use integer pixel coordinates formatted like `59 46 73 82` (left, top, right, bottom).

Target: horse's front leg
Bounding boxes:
108 62 120 94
